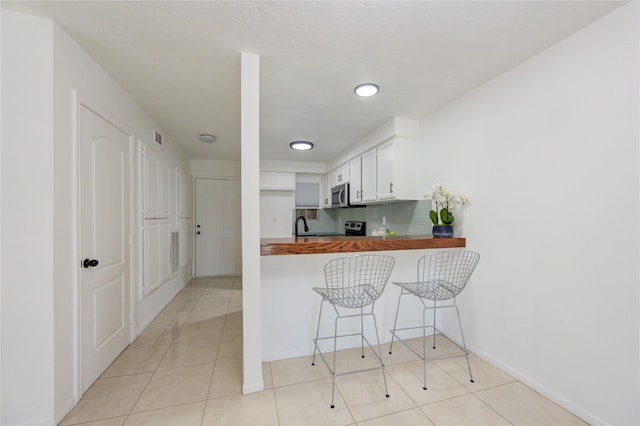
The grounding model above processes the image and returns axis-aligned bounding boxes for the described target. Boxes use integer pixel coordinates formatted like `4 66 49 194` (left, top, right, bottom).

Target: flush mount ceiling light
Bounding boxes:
354 83 379 97
290 141 314 151
198 134 217 143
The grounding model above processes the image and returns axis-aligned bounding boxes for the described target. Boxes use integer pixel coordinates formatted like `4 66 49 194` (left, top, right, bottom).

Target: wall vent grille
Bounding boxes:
170 231 179 275
154 130 163 146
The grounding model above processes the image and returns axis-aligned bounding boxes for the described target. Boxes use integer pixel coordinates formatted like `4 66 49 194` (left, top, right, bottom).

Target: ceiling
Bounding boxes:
2 1 624 163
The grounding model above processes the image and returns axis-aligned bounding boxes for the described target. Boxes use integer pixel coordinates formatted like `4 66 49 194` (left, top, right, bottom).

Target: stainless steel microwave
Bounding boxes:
331 183 350 208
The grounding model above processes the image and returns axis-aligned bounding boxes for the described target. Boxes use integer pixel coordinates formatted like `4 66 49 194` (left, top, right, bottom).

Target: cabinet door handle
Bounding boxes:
390 182 394 193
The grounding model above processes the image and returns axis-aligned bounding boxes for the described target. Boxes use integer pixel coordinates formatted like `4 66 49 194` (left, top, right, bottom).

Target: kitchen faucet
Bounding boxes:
295 215 309 237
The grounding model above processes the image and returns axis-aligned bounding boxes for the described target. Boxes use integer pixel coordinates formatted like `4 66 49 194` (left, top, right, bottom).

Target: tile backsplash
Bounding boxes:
293 199 432 236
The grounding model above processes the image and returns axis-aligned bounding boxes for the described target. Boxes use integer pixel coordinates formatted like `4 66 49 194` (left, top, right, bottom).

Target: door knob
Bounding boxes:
83 259 99 268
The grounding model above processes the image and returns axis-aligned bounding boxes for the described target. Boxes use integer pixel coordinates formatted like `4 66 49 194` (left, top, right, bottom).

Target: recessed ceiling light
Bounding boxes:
354 83 379 97
290 141 314 151
198 134 217 143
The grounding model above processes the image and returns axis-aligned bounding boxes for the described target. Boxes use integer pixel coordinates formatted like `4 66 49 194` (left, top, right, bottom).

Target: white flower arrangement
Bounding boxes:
424 183 468 226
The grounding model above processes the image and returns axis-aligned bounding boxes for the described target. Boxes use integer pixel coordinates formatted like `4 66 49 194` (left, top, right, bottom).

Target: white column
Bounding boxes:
240 52 264 394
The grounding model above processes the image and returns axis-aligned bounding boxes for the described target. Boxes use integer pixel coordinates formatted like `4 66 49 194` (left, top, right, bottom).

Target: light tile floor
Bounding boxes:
61 277 587 426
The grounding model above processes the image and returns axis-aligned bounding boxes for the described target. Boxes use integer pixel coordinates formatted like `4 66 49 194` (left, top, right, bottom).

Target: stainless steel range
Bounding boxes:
344 221 366 236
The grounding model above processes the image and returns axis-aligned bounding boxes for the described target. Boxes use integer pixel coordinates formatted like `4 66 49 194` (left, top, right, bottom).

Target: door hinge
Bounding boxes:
129 155 134 166
129 234 134 245
129 312 134 325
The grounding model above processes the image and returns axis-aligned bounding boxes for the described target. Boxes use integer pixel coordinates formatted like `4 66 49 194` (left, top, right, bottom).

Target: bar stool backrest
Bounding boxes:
323 255 395 309
416 250 480 301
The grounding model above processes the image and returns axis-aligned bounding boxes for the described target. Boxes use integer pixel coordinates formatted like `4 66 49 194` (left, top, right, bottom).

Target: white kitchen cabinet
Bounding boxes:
177 167 192 218
333 163 350 185
361 149 377 202
320 173 331 208
349 156 362 204
142 219 171 296
376 137 420 201
143 144 170 219
260 171 296 190
326 169 335 191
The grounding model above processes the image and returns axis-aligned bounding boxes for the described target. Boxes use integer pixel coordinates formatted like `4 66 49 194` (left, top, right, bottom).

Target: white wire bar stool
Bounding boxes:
389 250 480 390
311 254 395 409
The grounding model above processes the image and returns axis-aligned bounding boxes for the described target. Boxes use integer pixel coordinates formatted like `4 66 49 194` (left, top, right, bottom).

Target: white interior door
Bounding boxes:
195 178 241 276
79 105 132 393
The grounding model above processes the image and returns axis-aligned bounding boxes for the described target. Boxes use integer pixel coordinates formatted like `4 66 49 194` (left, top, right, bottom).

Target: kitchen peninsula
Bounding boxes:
261 234 465 256
260 235 467 361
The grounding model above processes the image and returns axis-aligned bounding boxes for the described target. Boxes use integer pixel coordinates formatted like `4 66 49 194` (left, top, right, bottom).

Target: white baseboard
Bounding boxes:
242 381 265 394
382 329 608 426
55 394 78 425
466 343 609 426
7 418 55 426
134 275 189 338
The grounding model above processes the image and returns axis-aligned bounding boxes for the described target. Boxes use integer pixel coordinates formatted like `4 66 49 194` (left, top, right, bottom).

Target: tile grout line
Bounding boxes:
122 279 203 423
201 277 235 425
466 392 515 426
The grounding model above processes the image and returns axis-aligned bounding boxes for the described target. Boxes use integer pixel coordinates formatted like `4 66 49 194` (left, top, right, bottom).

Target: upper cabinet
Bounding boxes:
320 173 331 208
376 138 420 201
260 171 296 190
322 136 420 207
333 163 350 186
361 149 377 203
177 168 192 218
376 141 395 200
349 156 362 204
143 143 170 219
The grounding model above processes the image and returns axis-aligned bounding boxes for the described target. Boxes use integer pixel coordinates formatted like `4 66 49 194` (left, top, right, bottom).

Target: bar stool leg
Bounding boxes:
388 291 405 354
311 299 325 366
360 307 365 358
371 312 390 398
422 306 428 390
454 305 475 383
330 315 340 408
432 300 437 349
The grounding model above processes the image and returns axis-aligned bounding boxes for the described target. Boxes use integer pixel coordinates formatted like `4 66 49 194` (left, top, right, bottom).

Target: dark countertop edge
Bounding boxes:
260 235 466 256
295 232 344 237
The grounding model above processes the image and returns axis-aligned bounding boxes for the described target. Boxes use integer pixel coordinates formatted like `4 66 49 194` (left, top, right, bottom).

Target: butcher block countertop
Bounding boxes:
260 235 466 256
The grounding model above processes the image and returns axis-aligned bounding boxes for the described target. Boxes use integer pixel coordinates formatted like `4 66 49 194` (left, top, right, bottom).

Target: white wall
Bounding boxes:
1 11 55 425
326 117 420 170
2 11 193 425
191 158 240 178
260 191 295 238
418 4 639 425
